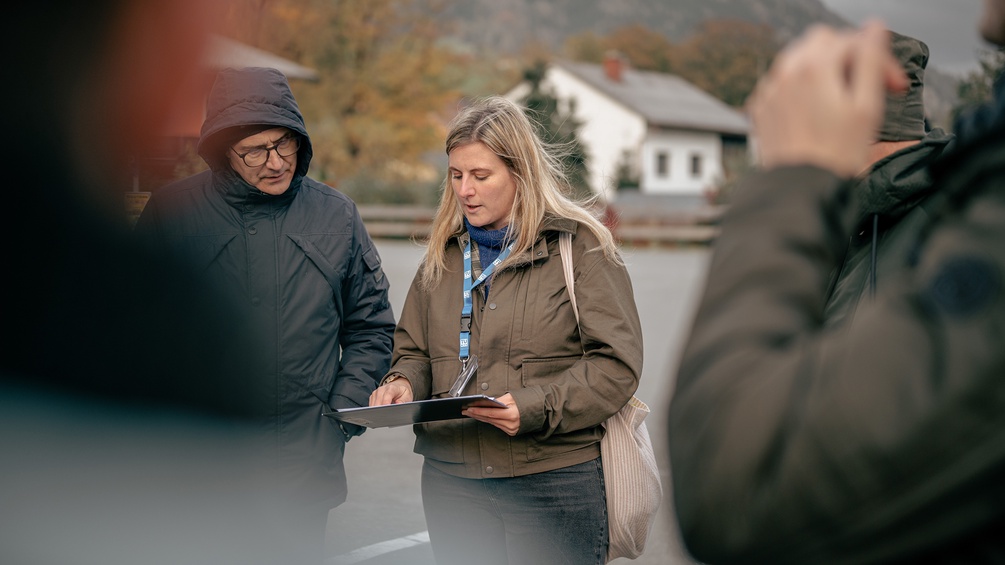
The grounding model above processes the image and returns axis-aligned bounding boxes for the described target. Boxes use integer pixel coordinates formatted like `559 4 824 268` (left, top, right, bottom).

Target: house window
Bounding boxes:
656 151 669 178
690 153 703 178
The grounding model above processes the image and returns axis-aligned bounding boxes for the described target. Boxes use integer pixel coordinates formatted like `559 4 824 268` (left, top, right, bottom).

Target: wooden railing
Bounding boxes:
357 204 723 247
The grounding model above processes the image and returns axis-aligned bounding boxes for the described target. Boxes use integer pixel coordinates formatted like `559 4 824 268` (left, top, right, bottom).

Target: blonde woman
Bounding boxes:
370 96 643 565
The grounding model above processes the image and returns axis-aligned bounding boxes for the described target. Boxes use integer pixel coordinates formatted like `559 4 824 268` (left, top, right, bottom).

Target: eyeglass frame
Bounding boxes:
230 133 300 168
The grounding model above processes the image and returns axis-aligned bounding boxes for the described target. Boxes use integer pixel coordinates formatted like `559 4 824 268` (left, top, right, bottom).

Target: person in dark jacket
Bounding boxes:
823 31 955 327
136 66 396 564
668 10 1005 565
2 2 317 564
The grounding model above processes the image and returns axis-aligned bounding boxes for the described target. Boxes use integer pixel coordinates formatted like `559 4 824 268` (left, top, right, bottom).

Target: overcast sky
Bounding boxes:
820 0 990 76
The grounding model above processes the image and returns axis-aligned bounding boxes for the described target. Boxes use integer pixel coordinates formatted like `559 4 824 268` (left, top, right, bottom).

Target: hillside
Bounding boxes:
437 0 848 55
437 0 960 129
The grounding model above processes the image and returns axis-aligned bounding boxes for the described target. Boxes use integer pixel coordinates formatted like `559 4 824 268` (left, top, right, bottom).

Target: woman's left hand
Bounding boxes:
463 393 520 436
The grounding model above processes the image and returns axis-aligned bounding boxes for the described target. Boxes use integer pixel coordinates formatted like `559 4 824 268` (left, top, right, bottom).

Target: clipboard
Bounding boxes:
323 395 506 428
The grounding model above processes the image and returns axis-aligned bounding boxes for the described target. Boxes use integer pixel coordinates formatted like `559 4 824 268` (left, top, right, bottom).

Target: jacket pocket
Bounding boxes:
288 234 343 293
414 419 466 464
430 356 463 399
520 356 579 387
413 357 467 464
521 356 603 461
362 245 385 285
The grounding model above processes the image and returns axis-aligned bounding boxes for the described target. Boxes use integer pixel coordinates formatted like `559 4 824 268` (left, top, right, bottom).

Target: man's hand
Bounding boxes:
747 21 909 178
369 377 413 406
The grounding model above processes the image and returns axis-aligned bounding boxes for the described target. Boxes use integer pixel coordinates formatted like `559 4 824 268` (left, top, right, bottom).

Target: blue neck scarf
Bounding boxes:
465 219 510 268
464 219 511 296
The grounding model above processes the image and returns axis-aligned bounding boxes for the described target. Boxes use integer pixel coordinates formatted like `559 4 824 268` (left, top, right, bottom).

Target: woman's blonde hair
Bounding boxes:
418 95 619 290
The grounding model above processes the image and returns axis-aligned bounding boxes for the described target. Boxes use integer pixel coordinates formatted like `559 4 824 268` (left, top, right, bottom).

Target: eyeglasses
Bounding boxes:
231 134 300 167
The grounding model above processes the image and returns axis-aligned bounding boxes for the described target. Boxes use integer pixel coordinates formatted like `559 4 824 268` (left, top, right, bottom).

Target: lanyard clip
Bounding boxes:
460 315 472 333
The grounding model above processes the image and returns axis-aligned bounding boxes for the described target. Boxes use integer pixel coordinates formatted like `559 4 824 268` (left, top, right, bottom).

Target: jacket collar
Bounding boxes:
214 167 303 210
854 128 955 224
453 215 579 267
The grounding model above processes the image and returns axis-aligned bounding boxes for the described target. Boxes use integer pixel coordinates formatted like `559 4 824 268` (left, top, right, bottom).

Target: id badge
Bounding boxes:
448 355 479 397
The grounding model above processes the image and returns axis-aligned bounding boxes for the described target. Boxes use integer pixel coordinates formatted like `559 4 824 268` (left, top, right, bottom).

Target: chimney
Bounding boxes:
603 50 626 82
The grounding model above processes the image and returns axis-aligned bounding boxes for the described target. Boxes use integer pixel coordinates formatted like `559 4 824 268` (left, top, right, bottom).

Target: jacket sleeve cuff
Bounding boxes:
382 361 431 400
509 386 546 435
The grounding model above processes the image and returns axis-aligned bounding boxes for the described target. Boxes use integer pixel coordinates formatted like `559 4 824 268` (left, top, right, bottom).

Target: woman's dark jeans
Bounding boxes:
421 458 608 565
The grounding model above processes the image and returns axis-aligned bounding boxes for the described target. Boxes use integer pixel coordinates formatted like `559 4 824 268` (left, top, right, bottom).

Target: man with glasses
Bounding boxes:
136 66 396 565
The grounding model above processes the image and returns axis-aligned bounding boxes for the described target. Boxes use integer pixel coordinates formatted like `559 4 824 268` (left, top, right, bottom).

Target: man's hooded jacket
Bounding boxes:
823 128 955 327
136 67 395 507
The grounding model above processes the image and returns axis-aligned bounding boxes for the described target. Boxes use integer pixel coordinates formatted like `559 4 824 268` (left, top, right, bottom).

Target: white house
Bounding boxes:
505 54 750 203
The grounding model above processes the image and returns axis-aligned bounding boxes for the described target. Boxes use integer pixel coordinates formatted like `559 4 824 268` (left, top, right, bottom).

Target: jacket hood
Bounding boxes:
854 128 955 225
197 67 313 177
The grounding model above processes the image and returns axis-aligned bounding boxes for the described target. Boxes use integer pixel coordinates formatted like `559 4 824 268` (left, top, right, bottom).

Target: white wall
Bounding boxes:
640 129 723 194
507 67 646 201
506 66 736 199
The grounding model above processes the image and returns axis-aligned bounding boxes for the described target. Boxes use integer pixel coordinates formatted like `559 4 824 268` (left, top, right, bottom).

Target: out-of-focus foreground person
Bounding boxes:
369 96 644 565
135 66 396 564
1 2 310 564
669 10 1005 565
823 30 955 326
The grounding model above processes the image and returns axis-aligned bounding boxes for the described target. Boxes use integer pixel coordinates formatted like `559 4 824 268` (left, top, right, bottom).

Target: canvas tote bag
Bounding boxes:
558 232 662 562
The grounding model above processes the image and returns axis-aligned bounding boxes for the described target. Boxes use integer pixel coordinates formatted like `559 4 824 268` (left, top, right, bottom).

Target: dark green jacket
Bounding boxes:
824 129 955 327
669 122 1005 562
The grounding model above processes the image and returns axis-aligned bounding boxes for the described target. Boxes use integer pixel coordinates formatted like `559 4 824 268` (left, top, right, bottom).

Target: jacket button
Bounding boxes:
480 382 489 391
251 297 261 306
248 227 257 235
485 466 494 474
488 303 497 310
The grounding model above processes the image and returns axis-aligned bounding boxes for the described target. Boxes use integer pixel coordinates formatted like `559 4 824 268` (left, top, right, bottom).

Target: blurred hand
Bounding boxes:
747 20 908 178
463 393 520 436
369 378 413 406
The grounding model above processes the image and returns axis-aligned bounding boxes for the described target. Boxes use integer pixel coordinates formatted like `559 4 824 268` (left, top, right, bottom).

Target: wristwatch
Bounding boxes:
382 373 406 386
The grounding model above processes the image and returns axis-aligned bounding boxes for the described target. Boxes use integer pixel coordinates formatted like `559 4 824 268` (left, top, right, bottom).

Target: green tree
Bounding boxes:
519 61 592 200
952 47 1005 123
612 149 640 192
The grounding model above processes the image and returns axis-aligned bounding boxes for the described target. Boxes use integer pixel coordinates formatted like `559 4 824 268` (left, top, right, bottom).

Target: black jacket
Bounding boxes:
136 67 395 507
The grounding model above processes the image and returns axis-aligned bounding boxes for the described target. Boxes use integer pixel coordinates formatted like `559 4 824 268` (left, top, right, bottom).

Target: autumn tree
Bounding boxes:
671 19 779 107
218 0 469 202
564 24 674 73
563 31 607 64
603 25 675 74
519 61 592 200
564 20 779 108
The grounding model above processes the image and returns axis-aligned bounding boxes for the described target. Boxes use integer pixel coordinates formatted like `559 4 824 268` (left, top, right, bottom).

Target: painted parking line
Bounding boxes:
326 531 431 565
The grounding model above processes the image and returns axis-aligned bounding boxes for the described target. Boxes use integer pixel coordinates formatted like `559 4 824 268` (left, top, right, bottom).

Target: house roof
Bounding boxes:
556 60 749 136
203 35 320 82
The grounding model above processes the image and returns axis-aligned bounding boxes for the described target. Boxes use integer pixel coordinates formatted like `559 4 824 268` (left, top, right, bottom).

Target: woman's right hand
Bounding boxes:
369 376 414 406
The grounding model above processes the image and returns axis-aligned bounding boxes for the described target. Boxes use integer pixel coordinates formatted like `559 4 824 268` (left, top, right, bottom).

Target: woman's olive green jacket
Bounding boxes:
386 217 643 479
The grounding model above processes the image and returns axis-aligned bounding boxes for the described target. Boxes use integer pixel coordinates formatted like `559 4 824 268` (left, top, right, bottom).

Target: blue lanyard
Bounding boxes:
460 238 515 361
